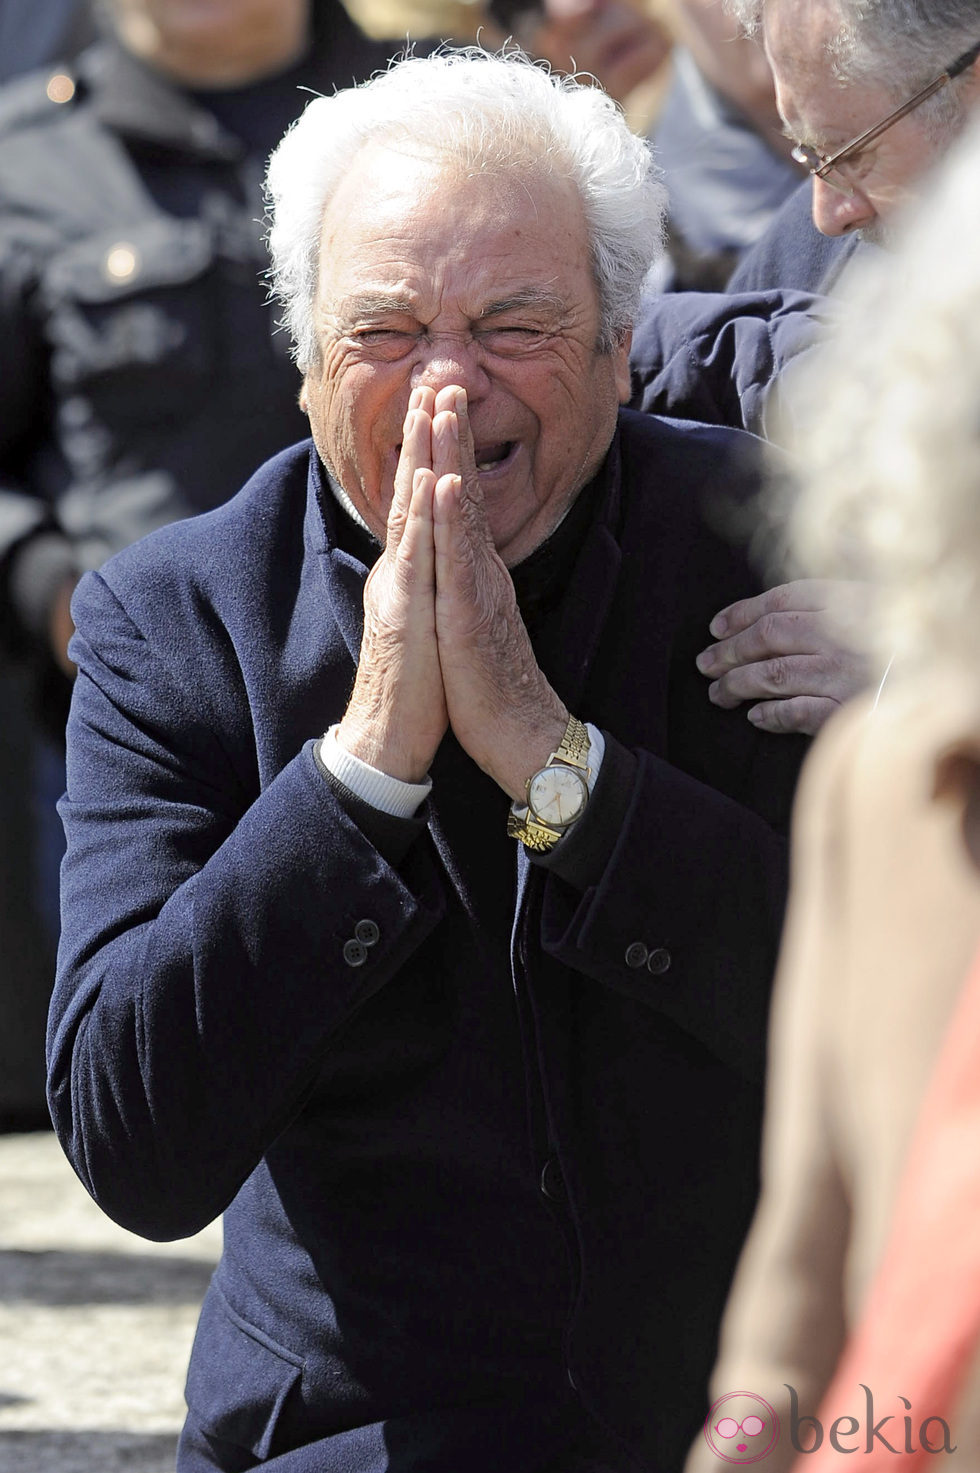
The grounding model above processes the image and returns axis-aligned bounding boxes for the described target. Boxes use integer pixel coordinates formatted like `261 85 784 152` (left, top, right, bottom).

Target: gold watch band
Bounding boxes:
506 714 592 852
552 714 590 770
506 807 565 851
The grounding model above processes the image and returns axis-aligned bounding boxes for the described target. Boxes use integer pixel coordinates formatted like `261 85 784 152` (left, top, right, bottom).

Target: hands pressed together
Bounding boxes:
338 384 868 800
336 385 568 802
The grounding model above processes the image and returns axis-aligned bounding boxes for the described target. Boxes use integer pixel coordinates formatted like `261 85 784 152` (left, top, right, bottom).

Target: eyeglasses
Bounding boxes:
791 37 980 197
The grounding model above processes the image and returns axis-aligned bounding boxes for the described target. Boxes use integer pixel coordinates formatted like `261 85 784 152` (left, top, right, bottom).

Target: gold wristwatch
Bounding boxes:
506 716 592 853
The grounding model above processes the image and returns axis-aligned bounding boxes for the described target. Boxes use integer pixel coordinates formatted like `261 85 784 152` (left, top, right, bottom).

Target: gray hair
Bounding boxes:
265 47 666 371
728 0 978 120
780 114 980 679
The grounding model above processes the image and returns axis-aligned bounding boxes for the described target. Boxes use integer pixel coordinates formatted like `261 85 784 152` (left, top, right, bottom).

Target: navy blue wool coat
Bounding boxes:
48 410 807 1472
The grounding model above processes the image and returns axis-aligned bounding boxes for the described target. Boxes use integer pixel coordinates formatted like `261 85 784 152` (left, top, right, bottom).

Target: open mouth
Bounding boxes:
474 441 515 474
390 440 518 477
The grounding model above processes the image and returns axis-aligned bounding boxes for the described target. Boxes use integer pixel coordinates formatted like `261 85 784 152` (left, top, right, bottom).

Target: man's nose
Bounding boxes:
810 174 876 237
411 334 492 401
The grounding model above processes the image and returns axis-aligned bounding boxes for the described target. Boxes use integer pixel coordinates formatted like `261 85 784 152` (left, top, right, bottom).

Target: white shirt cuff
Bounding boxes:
319 721 603 820
319 725 432 819
584 723 604 790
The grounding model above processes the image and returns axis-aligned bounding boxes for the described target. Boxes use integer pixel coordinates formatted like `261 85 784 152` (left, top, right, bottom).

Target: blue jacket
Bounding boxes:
726 178 866 295
629 288 838 436
49 411 807 1472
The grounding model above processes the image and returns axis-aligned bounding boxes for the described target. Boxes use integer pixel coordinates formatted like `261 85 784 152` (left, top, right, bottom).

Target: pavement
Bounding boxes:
0 1130 221 1473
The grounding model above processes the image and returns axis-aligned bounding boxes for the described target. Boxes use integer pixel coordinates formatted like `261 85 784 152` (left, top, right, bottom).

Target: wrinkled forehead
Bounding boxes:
314 139 594 303
319 135 580 234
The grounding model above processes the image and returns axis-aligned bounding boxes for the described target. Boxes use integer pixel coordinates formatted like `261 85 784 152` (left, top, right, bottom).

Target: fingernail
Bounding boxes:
455 389 466 416
709 613 728 638
708 681 720 703
409 387 422 411
695 649 716 675
747 707 764 725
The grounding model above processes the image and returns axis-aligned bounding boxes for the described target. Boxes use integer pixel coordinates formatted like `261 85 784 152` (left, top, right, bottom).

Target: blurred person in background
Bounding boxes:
483 0 673 129
0 2 96 1129
685 113 980 1473
726 0 980 293
485 0 802 289
649 0 803 289
629 2 980 437
0 0 406 1125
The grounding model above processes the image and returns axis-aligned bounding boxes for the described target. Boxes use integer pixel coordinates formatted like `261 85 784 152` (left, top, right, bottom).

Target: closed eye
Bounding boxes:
349 328 421 360
345 324 556 360
474 325 554 355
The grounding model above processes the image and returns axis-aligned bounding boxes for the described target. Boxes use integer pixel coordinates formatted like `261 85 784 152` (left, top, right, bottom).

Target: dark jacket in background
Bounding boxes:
0 0 399 722
50 410 807 1472
629 287 836 437
0 0 94 84
725 177 867 295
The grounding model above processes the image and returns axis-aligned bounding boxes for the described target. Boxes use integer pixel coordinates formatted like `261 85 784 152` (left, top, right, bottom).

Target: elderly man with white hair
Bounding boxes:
47 49 815 1473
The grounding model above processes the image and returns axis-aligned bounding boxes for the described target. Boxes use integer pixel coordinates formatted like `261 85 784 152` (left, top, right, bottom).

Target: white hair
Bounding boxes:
727 0 977 115
265 47 666 371
780 115 980 680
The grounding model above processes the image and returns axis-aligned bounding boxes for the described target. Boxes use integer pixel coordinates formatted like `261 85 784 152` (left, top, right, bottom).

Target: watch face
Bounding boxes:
527 765 588 829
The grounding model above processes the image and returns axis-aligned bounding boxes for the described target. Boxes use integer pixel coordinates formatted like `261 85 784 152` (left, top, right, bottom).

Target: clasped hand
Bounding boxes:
337 385 567 800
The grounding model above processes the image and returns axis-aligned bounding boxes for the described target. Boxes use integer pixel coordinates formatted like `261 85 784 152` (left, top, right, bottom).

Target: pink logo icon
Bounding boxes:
703 1391 780 1464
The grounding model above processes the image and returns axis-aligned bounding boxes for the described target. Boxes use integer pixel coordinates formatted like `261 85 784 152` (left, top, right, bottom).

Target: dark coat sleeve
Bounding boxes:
47 569 447 1239
532 415 808 1082
628 287 837 436
536 732 797 1081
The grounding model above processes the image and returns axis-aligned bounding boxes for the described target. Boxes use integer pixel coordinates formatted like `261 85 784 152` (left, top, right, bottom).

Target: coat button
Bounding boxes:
342 938 368 968
624 941 649 969
647 947 671 975
354 919 380 946
539 1157 565 1202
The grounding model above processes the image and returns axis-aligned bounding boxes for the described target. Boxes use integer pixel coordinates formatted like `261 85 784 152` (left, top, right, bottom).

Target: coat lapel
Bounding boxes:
305 451 368 668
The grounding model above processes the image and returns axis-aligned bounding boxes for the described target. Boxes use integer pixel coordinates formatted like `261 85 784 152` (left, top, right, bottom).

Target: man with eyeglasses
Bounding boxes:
728 0 980 291
628 3 980 747
635 0 980 408
635 2 980 417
